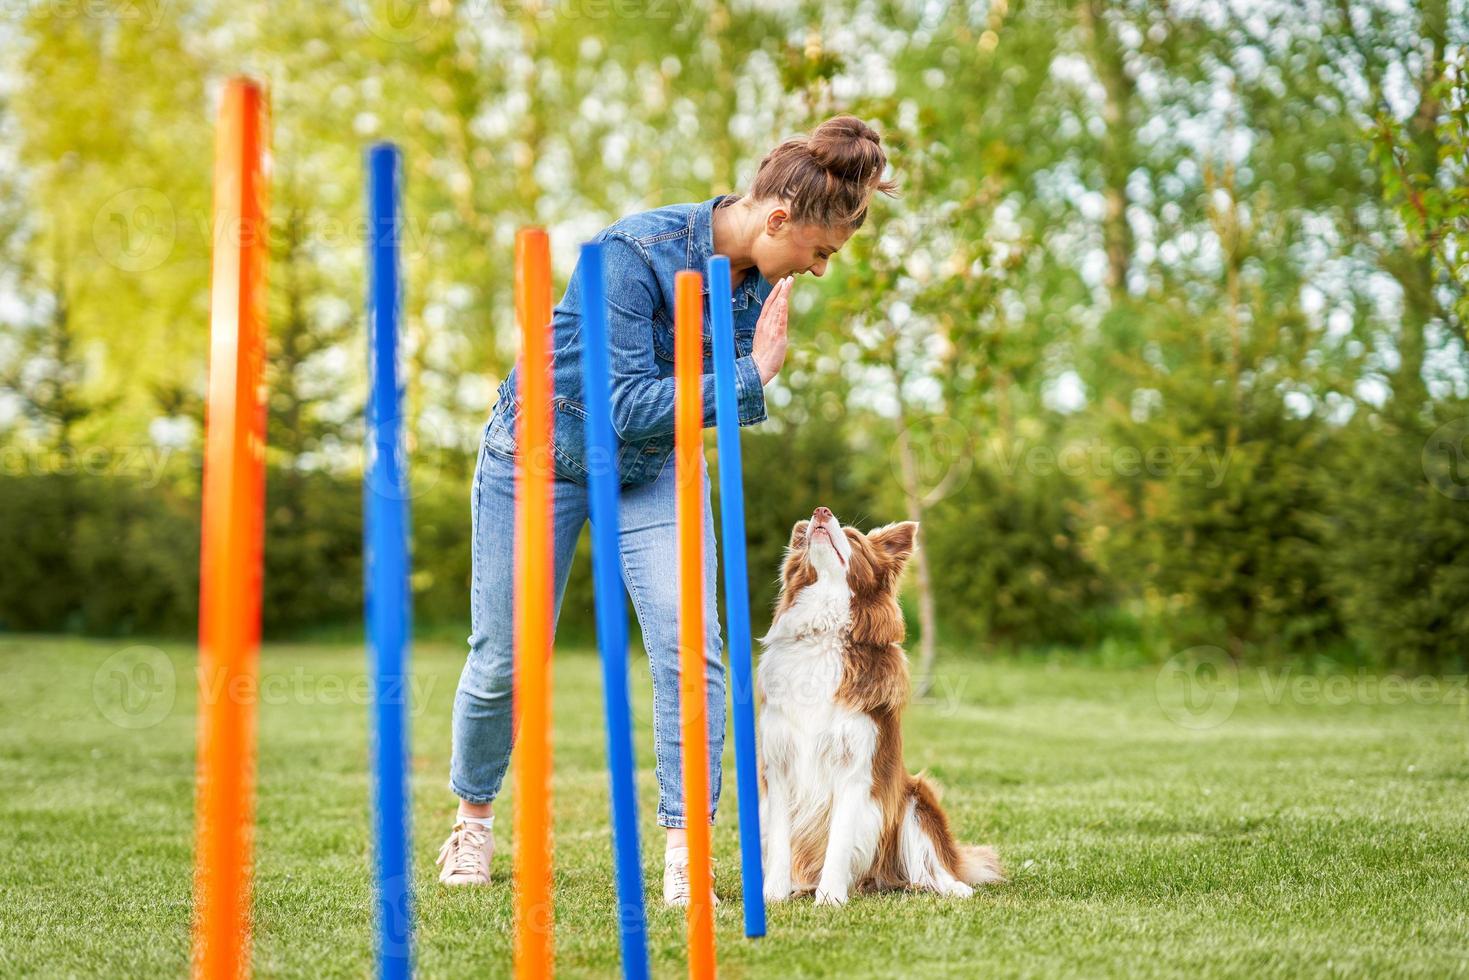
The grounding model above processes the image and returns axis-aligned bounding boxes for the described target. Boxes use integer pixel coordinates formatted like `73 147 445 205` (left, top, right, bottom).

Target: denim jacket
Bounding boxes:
484 195 770 486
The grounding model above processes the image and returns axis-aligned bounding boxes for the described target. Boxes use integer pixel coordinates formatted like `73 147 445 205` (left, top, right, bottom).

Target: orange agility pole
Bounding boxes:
513 228 555 979
192 76 270 980
674 270 716 980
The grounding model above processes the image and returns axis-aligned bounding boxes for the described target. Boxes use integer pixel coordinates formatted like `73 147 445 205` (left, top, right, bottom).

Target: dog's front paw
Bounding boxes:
938 879 974 899
813 882 848 906
763 875 793 903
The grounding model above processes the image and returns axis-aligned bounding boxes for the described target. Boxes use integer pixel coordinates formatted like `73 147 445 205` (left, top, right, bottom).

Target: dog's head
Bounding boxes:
771 506 918 646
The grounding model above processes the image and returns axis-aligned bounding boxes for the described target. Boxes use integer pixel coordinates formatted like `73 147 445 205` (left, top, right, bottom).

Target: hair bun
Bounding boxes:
807 115 886 186
748 114 897 227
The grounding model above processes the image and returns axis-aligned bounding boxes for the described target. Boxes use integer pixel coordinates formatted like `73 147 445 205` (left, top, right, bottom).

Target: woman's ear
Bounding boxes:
764 207 790 238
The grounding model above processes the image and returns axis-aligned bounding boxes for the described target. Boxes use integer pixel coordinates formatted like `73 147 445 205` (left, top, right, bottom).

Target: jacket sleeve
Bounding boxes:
600 236 767 443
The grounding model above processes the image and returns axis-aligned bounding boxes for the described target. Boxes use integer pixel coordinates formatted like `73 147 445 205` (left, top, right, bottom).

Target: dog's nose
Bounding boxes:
813 506 833 523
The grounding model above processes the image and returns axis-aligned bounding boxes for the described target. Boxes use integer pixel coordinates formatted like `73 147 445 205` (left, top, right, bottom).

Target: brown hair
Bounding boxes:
749 115 898 229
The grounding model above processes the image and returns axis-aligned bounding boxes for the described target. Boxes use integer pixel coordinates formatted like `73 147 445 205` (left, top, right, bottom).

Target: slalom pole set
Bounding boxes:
191 75 765 979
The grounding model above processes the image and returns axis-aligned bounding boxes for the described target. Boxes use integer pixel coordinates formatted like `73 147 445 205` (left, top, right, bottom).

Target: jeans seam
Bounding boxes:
469 437 488 616
454 440 514 805
618 542 676 821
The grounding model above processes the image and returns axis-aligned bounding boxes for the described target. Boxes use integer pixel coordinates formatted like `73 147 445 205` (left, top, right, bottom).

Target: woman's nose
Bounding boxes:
808 258 827 277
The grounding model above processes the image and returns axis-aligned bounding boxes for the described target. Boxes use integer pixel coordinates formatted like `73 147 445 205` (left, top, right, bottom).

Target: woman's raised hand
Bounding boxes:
752 276 794 385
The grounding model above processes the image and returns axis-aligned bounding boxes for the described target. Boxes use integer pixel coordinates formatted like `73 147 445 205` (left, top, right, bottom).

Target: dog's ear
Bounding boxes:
788 519 811 550
867 521 918 566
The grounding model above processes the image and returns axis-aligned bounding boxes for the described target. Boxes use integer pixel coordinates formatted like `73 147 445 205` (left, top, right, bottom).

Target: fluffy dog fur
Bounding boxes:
757 508 1003 905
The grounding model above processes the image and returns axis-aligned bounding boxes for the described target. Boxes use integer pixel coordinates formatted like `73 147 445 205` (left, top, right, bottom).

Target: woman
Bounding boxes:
437 115 897 905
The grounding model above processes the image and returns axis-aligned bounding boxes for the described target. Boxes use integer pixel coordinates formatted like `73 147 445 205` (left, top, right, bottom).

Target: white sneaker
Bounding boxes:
663 846 719 908
436 820 493 886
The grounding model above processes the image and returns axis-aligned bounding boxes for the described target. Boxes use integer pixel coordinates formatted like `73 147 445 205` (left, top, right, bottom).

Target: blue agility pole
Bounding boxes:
580 240 652 980
365 142 413 980
708 255 766 937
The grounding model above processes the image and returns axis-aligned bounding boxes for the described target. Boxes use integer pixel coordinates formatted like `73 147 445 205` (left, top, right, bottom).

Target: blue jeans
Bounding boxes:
449 430 725 828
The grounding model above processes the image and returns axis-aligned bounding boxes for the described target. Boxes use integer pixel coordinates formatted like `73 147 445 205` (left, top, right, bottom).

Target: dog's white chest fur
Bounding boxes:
758 579 878 831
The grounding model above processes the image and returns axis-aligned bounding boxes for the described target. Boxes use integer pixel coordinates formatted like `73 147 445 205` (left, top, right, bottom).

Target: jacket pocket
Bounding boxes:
616 435 672 487
651 307 715 365
550 397 590 482
652 309 676 364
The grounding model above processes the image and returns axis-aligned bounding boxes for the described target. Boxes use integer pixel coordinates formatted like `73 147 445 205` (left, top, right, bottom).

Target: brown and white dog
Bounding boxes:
757 507 1003 905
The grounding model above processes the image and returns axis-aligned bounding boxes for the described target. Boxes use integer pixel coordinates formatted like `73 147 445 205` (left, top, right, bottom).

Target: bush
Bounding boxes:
921 447 1113 647
1314 406 1469 671
0 473 198 634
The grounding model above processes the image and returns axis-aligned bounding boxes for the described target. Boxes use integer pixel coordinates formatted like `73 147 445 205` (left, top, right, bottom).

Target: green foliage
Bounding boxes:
1371 48 1469 341
2 0 1467 667
1083 302 1344 656
0 465 478 640
735 426 884 635
923 448 1112 647
0 474 197 634
1314 405 1469 671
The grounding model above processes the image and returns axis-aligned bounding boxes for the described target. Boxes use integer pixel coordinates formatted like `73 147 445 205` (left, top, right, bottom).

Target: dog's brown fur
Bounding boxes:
772 519 1002 893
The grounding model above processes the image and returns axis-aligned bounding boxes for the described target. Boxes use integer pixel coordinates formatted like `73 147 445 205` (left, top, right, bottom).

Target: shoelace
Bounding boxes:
450 822 490 876
666 856 718 903
666 860 690 896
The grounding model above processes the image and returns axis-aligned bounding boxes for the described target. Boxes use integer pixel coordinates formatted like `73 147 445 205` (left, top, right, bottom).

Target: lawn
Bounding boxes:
1 635 1466 978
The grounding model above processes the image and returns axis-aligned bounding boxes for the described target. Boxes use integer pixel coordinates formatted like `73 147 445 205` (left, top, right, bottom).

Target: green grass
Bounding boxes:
2 635 1466 978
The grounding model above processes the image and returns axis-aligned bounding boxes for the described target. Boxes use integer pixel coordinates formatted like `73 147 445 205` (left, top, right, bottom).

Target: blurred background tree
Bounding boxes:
0 0 1465 670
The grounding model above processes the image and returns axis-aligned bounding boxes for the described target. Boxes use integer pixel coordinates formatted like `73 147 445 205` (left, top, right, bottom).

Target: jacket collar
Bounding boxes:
690 194 770 314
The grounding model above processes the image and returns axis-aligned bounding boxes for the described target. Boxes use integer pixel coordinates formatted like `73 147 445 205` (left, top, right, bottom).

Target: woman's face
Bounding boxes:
752 206 855 282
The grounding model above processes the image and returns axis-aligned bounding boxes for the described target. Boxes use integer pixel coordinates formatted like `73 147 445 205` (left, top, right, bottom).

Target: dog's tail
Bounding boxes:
907 774 1005 886
955 844 1005 886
